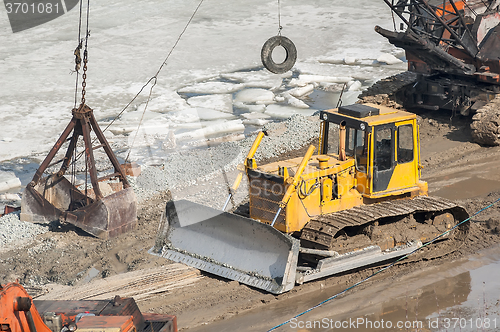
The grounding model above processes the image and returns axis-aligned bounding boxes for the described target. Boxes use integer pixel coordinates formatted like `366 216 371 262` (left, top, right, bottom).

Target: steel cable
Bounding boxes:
68 0 206 167
121 0 206 162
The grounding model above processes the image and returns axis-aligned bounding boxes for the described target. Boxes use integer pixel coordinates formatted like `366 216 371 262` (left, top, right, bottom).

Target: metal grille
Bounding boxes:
142 322 169 332
248 172 286 225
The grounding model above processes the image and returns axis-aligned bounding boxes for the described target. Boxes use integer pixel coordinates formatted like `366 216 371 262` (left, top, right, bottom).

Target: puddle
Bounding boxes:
188 245 500 332
432 176 500 200
425 155 500 200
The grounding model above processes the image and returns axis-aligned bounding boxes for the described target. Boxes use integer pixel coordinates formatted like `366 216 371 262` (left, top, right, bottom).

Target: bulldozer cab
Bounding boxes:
319 103 427 199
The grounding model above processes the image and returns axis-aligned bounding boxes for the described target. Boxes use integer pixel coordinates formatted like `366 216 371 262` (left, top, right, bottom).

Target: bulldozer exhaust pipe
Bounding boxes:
339 121 347 161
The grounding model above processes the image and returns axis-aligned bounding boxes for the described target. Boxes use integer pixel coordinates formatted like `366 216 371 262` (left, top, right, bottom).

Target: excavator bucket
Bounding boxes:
20 104 137 239
21 175 137 239
151 200 299 294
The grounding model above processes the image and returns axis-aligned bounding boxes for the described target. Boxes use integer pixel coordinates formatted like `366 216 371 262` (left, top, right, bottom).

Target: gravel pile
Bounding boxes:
131 114 320 202
0 211 48 249
255 114 320 160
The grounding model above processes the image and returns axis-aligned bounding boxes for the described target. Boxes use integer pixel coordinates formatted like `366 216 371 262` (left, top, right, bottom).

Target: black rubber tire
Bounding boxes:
261 35 297 74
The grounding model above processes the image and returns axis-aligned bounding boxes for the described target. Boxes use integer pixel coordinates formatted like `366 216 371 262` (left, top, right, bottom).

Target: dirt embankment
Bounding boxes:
2 108 500 330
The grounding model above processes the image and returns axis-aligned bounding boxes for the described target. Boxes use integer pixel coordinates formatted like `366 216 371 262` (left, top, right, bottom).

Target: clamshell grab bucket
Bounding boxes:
20 104 137 239
151 200 299 294
21 176 137 239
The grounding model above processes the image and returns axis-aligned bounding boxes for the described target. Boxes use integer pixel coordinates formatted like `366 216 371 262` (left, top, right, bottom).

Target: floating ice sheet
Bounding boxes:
348 80 362 91
290 75 352 87
221 70 289 90
241 112 271 120
167 107 234 122
139 90 190 114
175 120 245 141
288 84 315 98
178 82 244 94
233 102 267 113
281 93 310 109
377 53 404 65
0 0 404 166
0 171 21 193
243 119 270 126
120 109 162 122
221 70 292 83
234 89 275 104
187 94 233 113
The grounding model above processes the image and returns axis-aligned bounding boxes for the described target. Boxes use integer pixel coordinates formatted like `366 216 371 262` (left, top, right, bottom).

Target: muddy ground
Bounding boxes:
2 109 500 331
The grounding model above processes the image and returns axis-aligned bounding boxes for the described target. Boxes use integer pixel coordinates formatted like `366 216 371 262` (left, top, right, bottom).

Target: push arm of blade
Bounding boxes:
246 131 265 162
271 145 315 227
222 171 244 211
222 132 266 211
270 207 283 227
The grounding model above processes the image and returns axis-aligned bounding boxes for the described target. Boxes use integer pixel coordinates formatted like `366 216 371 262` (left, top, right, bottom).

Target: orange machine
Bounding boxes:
0 282 177 332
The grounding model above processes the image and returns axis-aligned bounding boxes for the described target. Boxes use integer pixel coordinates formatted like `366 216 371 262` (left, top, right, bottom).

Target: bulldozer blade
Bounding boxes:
21 175 137 239
151 200 299 294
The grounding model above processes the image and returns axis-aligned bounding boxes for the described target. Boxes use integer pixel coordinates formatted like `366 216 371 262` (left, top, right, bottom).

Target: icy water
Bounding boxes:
188 245 500 332
0 0 407 194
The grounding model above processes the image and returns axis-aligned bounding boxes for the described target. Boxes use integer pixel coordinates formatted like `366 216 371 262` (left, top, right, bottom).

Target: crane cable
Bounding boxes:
267 195 500 331
122 0 206 163
67 0 206 167
277 0 282 36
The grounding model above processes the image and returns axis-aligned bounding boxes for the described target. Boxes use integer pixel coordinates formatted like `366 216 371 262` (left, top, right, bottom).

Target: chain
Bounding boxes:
80 0 90 106
74 0 83 109
81 47 88 105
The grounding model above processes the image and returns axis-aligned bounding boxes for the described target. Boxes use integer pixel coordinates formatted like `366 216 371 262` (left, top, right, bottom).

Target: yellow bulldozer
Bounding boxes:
151 103 469 294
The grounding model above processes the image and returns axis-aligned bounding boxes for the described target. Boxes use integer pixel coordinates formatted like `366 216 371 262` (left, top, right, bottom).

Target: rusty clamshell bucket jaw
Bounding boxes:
20 104 137 239
151 199 300 294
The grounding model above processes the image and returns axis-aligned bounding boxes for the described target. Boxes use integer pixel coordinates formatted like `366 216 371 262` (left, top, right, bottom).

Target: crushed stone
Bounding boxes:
0 211 48 250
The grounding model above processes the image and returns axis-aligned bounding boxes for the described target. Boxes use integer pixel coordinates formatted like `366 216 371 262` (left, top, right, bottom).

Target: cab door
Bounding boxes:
372 124 395 192
393 120 418 189
372 120 418 194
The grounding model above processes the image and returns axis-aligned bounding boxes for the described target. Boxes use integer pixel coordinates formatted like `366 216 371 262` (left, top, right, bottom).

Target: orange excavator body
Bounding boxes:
0 282 52 332
0 282 177 332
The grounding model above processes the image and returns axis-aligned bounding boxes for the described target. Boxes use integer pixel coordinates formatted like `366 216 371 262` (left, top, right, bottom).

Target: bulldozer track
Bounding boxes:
300 196 470 251
471 95 500 146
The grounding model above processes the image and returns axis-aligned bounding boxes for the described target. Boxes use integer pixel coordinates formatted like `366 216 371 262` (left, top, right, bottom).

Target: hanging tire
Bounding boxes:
261 35 297 74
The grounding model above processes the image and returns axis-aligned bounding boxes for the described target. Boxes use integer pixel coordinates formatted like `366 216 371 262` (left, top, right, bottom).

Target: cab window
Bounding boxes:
397 124 414 163
326 123 339 155
346 128 367 172
375 126 393 171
